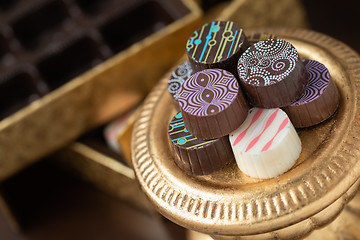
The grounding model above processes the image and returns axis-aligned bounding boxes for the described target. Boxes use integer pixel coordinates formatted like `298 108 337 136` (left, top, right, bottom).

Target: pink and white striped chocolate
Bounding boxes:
229 108 301 179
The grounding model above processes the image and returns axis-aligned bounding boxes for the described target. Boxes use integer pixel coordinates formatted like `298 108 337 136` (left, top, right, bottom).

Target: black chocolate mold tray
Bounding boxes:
0 0 190 120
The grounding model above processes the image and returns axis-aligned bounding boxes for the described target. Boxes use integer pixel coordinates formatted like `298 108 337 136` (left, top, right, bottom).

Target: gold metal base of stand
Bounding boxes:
187 186 360 240
307 188 360 240
132 28 360 239
187 182 360 240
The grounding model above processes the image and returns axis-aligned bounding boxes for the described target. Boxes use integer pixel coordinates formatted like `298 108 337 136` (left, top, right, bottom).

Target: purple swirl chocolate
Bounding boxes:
237 39 308 108
186 21 249 78
168 112 234 175
179 69 238 116
282 59 339 128
294 60 331 104
178 68 248 140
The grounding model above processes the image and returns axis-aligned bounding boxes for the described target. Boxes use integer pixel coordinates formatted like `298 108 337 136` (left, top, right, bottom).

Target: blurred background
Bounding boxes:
0 0 359 239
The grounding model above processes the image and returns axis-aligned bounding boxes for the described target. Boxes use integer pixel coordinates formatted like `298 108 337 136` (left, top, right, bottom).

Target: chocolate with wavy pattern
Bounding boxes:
293 60 329 104
178 69 238 116
282 59 340 128
178 69 248 140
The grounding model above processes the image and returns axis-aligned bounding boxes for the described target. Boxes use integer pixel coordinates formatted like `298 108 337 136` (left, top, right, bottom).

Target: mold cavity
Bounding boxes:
0 34 9 58
37 37 105 90
0 0 18 10
100 0 174 53
201 0 231 11
11 0 69 50
74 0 111 15
0 72 41 120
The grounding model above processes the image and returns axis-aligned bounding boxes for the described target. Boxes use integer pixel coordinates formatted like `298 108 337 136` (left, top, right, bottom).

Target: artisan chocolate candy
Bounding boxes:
282 59 339 128
229 108 301 179
247 32 277 45
168 112 234 175
237 39 308 108
168 61 193 110
178 68 249 140
186 20 249 78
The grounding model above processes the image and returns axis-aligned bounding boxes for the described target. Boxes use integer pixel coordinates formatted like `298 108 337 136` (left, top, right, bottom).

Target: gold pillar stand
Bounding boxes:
187 182 360 240
131 28 360 239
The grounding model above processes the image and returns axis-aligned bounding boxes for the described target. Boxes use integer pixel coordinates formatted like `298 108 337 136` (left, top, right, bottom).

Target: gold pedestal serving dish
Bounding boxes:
131 28 360 239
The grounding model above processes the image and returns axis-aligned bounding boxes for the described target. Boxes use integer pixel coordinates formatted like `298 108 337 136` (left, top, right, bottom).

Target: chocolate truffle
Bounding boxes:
282 59 340 128
229 108 301 179
168 61 193 110
247 32 277 45
178 68 249 140
186 20 249 78
169 112 234 175
237 39 308 108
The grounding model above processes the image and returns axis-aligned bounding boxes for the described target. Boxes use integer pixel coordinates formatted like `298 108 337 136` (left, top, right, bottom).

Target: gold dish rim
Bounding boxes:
131 28 360 236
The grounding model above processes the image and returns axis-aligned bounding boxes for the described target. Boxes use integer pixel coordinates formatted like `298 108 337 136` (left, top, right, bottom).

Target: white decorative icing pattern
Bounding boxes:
238 39 298 86
168 61 193 99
